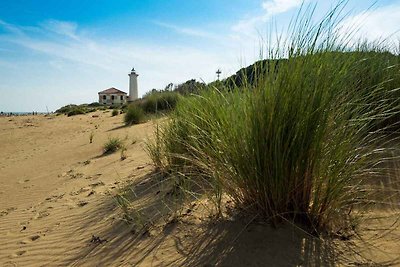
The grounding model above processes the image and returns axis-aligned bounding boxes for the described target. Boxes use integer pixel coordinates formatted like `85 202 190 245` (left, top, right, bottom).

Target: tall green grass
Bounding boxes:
139 91 180 113
147 3 400 234
124 105 145 125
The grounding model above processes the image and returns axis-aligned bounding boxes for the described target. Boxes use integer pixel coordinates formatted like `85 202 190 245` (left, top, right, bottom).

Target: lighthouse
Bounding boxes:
128 67 139 101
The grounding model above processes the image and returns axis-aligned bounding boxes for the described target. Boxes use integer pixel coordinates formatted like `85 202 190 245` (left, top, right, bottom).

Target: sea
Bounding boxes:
0 111 48 116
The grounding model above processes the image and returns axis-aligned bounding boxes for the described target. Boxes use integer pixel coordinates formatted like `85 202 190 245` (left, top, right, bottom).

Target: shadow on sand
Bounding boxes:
106 124 130 132
59 171 341 266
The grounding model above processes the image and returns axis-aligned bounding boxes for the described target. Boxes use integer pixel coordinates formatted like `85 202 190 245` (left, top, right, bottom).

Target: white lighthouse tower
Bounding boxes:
128 67 139 101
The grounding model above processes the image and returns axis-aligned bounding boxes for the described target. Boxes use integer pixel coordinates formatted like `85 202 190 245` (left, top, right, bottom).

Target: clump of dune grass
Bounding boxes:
140 91 180 113
124 105 145 125
147 1 400 239
145 124 166 171
103 137 123 154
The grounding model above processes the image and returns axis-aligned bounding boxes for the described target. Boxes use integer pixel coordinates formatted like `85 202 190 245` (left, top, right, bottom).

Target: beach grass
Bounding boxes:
141 91 180 113
124 105 145 125
103 137 124 154
146 2 400 235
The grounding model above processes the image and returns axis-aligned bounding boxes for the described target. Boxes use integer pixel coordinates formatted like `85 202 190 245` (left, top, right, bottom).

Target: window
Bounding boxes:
120 95 124 100
103 95 106 100
111 95 115 100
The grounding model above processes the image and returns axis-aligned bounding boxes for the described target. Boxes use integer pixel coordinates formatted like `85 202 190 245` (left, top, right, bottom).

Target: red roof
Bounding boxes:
98 87 127 95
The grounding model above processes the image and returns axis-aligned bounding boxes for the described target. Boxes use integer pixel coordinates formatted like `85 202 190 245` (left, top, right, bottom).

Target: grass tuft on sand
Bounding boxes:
103 137 124 154
124 105 145 126
146 2 400 236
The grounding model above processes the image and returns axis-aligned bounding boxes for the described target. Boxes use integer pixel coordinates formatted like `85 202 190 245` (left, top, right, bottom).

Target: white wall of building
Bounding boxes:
98 94 127 105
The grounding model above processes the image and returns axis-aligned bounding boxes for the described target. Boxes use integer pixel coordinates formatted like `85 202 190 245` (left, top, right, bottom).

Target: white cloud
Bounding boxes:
262 0 304 15
337 4 400 45
5 1 398 112
0 19 241 111
232 0 305 36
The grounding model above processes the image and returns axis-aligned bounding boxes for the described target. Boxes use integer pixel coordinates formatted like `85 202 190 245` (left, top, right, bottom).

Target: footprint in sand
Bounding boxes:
0 207 17 217
85 173 102 180
69 187 90 196
37 211 50 219
4 261 18 267
77 200 89 207
11 250 27 257
45 194 64 202
18 179 30 184
19 234 41 246
30 235 40 241
32 208 52 220
90 181 105 188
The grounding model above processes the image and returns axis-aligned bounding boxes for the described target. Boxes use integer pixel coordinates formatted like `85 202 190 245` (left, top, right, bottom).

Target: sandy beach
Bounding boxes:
1 112 399 266
0 112 156 266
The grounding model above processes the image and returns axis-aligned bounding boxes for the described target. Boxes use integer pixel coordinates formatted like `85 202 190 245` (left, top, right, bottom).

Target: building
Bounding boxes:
98 87 127 105
98 67 139 105
128 67 139 102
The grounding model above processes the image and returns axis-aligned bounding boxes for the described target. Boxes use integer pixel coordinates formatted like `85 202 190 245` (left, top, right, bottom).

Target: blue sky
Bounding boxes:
0 0 399 112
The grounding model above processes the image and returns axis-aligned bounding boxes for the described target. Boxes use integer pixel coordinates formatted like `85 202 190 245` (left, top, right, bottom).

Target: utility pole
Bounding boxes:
216 69 221 81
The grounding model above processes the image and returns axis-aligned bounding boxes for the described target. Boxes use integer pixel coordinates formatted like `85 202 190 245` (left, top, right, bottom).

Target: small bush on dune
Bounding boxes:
88 102 104 107
56 104 78 114
140 91 180 113
103 137 123 154
124 105 145 125
56 103 105 116
112 109 119 116
67 108 85 117
147 3 400 239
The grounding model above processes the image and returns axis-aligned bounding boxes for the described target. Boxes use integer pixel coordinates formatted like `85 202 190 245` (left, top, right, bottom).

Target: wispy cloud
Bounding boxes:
153 21 217 39
2 1 398 112
262 0 304 15
0 19 26 36
337 4 400 44
0 19 238 111
40 20 80 40
232 0 306 35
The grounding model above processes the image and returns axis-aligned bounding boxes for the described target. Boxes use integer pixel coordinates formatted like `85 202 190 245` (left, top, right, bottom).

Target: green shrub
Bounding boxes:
147 4 400 235
67 108 85 117
56 103 105 115
56 104 78 114
103 137 123 154
88 102 103 107
124 105 145 125
140 91 180 113
112 109 119 116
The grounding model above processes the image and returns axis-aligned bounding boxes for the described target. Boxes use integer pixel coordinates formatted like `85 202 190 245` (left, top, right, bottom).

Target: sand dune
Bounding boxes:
0 112 154 266
1 112 399 266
